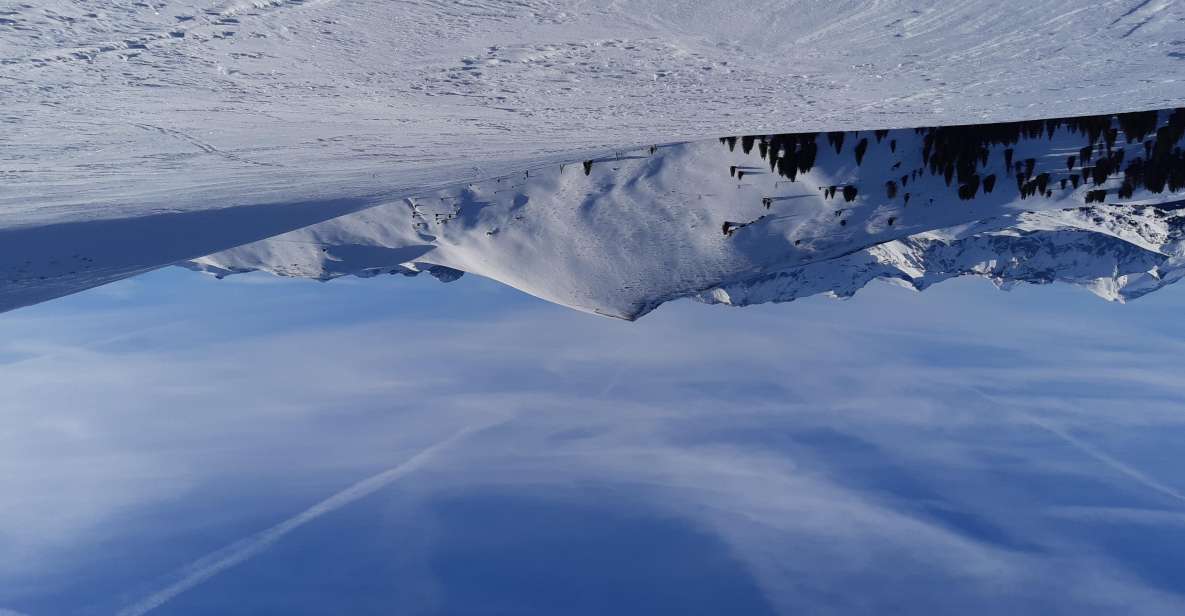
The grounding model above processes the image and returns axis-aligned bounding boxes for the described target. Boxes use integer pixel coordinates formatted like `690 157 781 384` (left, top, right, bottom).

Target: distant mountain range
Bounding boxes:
181 109 1185 319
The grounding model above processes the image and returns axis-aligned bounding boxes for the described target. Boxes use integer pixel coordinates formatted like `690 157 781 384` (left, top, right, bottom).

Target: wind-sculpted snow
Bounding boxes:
176 108 1185 319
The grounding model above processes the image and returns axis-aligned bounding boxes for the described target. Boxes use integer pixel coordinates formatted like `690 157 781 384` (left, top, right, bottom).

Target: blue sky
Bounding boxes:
3 269 1185 615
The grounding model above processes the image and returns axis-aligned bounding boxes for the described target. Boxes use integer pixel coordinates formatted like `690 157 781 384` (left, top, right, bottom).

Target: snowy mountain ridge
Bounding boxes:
5 1 1185 316
697 202 1185 308
182 108 1185 319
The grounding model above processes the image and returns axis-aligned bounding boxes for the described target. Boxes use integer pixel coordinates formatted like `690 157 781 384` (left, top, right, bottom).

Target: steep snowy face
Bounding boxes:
183 109 1185 319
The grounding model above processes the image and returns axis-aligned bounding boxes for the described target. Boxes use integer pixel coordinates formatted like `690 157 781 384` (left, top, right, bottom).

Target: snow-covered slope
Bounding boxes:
4 1 1185 316
183 109 1185 319
5 0 1183 227
698 202 1185 308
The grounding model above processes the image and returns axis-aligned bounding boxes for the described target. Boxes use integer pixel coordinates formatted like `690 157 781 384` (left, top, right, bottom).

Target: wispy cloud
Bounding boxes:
3 274 1185 613
116 423 497 616
1027 418 1185 505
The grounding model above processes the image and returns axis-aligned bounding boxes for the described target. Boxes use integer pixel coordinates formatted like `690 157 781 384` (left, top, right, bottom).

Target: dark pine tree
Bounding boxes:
854 138 869 165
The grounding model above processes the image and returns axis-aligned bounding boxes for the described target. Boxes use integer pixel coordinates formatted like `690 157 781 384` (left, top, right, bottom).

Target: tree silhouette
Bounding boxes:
827 132 845 154
854 138 869 165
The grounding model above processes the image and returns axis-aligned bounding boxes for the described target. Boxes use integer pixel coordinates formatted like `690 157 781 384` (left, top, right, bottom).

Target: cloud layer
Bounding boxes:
2 270 1185 614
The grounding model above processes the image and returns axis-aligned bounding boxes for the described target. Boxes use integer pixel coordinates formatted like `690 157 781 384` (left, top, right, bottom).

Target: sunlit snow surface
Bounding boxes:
5 0 1183 228
8 107 1185 318
186 109 1185 318
4 1 1185 317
